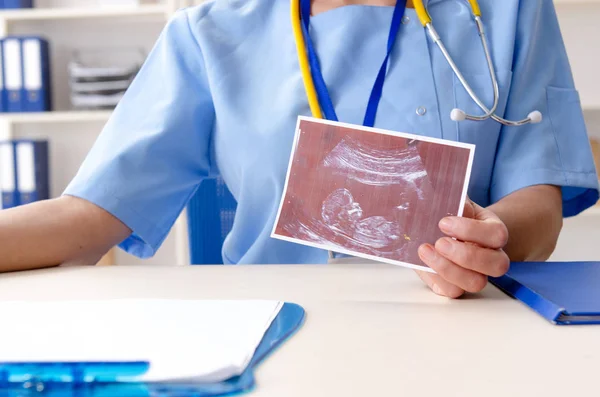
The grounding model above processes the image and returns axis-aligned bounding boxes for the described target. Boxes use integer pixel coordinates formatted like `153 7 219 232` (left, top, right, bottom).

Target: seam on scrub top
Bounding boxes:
192 4 265 79
182 9 211 74
182 8 217 105
546 88 569 186
183 8 218 176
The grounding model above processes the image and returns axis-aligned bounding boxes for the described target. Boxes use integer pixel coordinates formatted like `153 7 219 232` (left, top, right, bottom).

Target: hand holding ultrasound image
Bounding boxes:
272 117 475 271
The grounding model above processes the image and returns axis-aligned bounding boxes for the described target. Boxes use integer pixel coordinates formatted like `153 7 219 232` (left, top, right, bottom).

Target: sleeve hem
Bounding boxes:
62 187 163 259
490 167 599 217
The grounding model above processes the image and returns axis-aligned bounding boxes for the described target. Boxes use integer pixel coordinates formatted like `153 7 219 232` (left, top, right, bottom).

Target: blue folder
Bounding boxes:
2 36 51 113
0 303 305 396
0 37 6 112
14 139 50 205
21 37 52 112
3 37 22 113
0 140 18 209
490 261 600 325
3 0 33 9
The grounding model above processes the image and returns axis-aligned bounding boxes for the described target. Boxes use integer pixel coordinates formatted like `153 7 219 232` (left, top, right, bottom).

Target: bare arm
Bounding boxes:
488 185 563 262
0 196 131 273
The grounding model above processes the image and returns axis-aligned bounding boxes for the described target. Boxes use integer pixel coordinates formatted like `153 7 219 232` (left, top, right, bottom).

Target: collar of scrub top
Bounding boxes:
295 0 407 127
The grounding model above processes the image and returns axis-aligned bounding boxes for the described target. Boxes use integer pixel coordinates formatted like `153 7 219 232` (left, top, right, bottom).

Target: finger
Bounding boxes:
418 244 488 293
435 237 510 277
416 270 465 299
439 216 509 249
461 198 476 219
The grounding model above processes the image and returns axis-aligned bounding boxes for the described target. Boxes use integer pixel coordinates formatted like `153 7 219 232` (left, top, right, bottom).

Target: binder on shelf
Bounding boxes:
15 139 49 205
22 37 52 112
3 38 22 113
490 261 600 325
2 0 33 9
0 301 306 397
0 38 5 112
0 141 18 209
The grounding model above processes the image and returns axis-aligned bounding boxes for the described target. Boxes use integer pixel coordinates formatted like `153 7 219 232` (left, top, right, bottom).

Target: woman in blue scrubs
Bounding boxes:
0 0 597 298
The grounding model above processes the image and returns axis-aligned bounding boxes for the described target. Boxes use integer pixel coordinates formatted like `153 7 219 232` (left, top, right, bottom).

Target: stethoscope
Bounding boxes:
291 0 543 127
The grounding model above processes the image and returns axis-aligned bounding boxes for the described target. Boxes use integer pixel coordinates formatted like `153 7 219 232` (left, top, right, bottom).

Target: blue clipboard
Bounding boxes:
490 261 600 325
0 303 306 396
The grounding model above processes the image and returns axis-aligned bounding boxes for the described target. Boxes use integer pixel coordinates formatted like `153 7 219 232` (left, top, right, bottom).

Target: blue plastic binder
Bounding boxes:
490 261 600 325
0 303 305 397
0 38 6 112
3 0 33 9
0 140 18 209
21 37 51 112
0 36 50 113
14 139 49 205
3 37 22 112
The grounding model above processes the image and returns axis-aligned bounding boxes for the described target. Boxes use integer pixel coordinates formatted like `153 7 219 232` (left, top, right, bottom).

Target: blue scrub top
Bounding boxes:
64 0 600 264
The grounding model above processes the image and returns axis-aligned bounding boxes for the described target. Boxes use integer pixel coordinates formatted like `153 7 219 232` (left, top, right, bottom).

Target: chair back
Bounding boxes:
187 177 237 264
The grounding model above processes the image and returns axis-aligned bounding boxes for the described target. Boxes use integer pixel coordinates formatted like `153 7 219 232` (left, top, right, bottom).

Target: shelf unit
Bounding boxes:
0 110 112 124
0 1 192 266
0 3 174 36
0 4 167 21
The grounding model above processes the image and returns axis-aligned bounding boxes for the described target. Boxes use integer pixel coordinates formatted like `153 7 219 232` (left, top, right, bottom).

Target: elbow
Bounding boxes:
546 216 563 259
544 205 564 259
527 210 563 262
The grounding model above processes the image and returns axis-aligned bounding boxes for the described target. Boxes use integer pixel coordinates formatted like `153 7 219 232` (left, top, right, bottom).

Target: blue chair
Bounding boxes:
187 177 237 265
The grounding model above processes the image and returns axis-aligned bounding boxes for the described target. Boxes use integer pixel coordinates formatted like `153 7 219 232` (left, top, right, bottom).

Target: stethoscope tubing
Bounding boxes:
418 0 542 126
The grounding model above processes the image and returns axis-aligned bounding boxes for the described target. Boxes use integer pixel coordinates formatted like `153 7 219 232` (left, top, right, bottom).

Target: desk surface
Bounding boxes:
0 264 597 396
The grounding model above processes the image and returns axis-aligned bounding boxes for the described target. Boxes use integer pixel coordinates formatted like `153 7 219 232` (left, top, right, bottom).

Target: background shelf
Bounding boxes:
0 110 112 124
0 4 167 22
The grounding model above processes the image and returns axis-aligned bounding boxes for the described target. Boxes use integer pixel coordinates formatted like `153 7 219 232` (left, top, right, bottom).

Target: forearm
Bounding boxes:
487 185 563 262
0 196 131 272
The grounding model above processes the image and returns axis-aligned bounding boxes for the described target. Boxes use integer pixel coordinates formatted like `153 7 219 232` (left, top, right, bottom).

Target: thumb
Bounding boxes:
461 198 501 223
461 198 476 219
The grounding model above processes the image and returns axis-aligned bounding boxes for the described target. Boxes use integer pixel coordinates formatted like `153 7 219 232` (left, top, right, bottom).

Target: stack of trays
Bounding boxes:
68 49 144 110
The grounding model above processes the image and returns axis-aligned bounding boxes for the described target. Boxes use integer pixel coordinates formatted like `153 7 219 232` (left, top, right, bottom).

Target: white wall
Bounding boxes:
550 2 600 261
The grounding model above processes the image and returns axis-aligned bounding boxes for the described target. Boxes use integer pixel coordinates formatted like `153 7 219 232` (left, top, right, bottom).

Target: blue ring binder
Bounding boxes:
0 303 306 396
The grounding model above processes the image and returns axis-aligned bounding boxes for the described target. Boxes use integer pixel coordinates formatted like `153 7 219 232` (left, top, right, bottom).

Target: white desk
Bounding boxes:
0 264 597 396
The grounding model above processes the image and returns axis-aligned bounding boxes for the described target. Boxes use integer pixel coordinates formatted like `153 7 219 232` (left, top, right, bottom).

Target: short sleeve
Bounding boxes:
490 0 599 217
64 10 215 258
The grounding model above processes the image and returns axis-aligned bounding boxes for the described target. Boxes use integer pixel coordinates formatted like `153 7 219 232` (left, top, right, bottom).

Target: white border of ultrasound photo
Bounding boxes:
271 116 476 273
